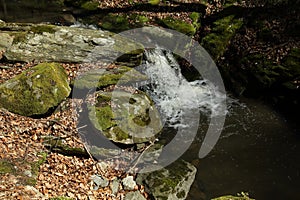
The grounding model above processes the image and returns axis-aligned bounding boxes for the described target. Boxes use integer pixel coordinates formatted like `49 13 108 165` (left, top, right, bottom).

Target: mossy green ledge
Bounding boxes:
0 21 143 63
201 15 243 60
0 63 71 116
73 66 148 90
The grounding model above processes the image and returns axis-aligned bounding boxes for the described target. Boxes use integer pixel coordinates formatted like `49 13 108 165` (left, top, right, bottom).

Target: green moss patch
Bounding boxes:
30 24 56 34
101 14 130 32
160 17 197 36
0 62 71 116
0 160 15 174
201 15 243 60
73 66 147 90
81 0 99 10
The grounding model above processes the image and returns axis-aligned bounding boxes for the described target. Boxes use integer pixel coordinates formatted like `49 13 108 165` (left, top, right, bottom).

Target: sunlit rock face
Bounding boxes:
0 63 71 116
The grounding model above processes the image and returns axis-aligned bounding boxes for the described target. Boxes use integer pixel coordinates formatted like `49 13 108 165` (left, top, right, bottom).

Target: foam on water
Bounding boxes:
140 48 227 128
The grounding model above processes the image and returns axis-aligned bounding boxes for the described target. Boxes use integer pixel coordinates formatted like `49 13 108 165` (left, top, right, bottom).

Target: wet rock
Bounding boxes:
88 90 162 144
124 191 146 200
139 160 197 200
122 176 136 190
0 63 71 116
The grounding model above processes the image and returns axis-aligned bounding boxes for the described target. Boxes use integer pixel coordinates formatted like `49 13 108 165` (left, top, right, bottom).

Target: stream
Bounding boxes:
141 49 300 200
186 98 300 200
1 1 300 199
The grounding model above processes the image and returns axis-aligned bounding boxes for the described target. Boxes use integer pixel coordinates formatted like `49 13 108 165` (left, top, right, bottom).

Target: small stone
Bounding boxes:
122 176 136 190
91 174 109 190
97 161 109 172
110 178 120 195
23 170 32 177
124 191 146 200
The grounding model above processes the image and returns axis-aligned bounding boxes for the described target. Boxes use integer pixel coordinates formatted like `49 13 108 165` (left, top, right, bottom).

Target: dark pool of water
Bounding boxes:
185 98 300 200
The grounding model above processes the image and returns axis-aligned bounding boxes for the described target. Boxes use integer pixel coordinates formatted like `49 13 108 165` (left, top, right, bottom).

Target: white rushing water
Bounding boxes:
139 48 227 128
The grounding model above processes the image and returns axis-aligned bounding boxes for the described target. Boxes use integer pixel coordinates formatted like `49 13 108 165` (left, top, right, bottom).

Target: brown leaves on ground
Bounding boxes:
0 62 149 199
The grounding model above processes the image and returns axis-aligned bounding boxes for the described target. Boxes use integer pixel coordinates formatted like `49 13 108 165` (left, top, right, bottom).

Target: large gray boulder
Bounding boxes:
0 63 71 116
0 22 143 64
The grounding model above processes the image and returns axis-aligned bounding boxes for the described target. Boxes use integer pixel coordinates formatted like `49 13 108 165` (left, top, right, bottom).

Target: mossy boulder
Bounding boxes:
160 17 197 36
201 15 243 60
88 90 162 144
73 66 148 90
100 14 130 32
212 192 254 200
81 0 99 10
0 63 71 116
139 160 197 200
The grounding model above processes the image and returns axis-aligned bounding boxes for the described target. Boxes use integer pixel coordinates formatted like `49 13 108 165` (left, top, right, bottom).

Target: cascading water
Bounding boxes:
139 48 227 128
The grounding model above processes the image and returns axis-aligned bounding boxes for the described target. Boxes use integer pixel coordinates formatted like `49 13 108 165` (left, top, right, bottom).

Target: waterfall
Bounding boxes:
139 48 227 128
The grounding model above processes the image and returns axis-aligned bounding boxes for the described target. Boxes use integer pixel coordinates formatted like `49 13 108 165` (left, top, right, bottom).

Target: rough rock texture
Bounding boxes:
212 193 254 200
140 160 197 200
122 176 136 190
124 191 147 200
73 66 148 90
88 90 162 144
201 15 243 60
0 22 143 63
0 63 71 116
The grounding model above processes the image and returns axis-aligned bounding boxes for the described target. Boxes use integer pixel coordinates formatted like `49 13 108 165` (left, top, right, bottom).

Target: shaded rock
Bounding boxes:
122 176 136 190
0 63 71 116
101 13 130 32
160 16 198 36
140 160 197 200
212 192 254 200
88 90 162 144
124 191 146 200
201 15 243 60
0 21 143 64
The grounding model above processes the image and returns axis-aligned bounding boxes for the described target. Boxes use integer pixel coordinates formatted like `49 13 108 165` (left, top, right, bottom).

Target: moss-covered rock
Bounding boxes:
129 14 150 27
139 160 197 200
0 63 71 116
201 15 243 60
0 160 15 174
160 17 197 36
81 0 99 10
73 66 148 90
212 192 254 200
88 90 162 144
100 13 130 32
